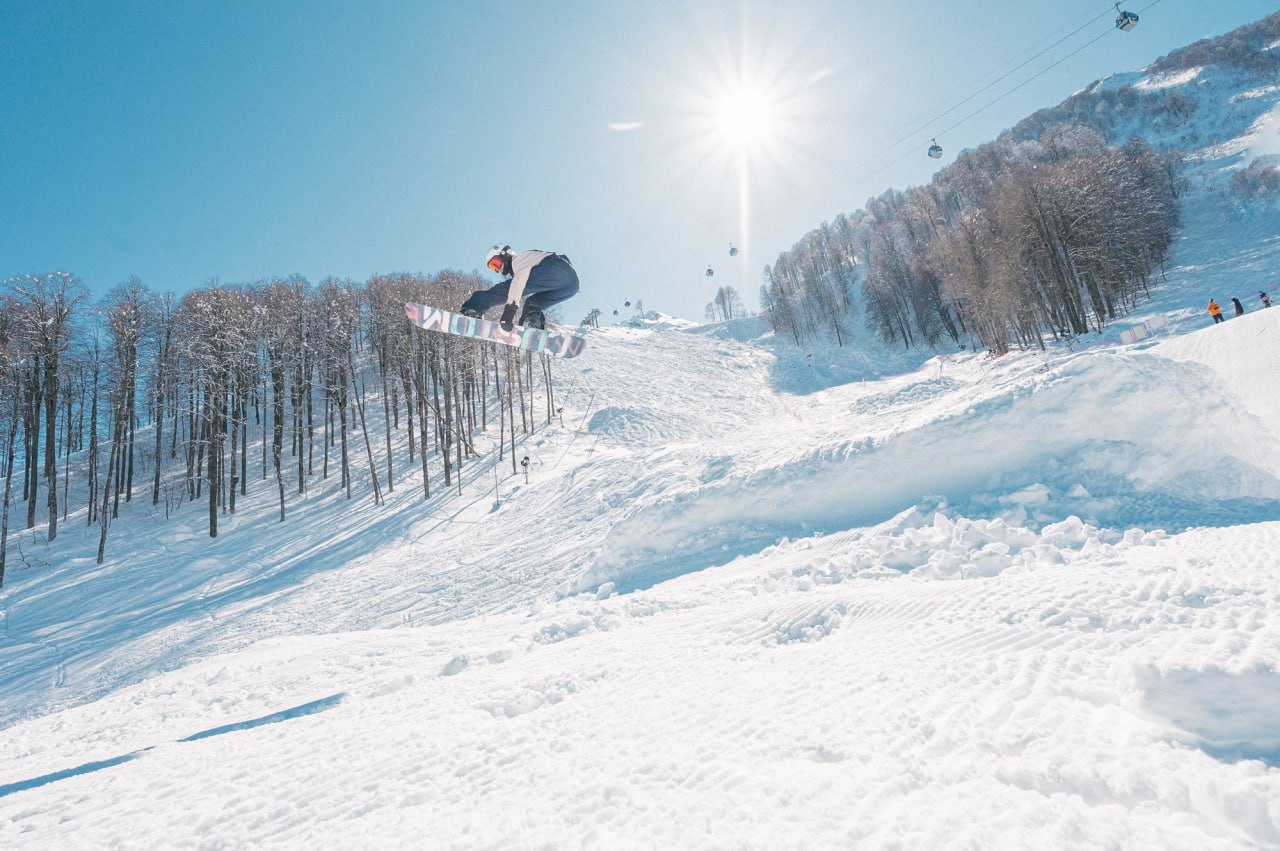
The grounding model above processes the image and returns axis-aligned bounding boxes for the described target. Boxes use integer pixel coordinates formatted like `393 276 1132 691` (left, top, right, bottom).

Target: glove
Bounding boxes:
499 302 518 332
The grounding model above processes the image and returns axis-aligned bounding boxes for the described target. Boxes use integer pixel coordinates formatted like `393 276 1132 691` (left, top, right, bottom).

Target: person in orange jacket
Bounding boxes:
1208 299 1225 324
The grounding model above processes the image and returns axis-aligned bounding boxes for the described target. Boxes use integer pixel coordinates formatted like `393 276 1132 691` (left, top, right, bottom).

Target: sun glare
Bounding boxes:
714 85 780 151
667 14 830 293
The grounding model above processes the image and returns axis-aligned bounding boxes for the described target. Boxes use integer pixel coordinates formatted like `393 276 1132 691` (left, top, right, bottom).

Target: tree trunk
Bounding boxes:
0 411 17 587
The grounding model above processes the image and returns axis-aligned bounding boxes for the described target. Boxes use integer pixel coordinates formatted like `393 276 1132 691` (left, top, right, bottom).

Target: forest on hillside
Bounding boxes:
0 270 568 585
762 13 1280 354
762 128 1182 354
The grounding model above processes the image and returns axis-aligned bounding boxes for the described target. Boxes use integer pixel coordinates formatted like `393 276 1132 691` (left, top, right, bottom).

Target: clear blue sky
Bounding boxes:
2 0 1275 321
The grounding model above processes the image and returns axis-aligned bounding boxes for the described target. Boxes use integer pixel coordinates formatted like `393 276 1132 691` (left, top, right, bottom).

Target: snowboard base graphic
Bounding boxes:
405 303 588 359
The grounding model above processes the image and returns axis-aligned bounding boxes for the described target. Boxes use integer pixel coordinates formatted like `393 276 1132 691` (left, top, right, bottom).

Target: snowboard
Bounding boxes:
404 302 589 359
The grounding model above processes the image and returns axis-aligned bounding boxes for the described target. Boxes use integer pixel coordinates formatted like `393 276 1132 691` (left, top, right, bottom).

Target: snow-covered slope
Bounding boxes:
4 24 1280 851
2 283 1278 847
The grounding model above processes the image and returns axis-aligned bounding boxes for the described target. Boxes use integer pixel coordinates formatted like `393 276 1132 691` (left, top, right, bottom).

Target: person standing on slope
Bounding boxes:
1208 299 1225 324
1232 296 1246 317
460 245 580 331
1260 290 1272 309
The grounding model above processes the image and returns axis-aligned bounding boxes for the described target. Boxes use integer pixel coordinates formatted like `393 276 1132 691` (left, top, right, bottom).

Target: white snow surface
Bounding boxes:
1134 67 1203 90
1249 102 1280 159
3 63 1280 851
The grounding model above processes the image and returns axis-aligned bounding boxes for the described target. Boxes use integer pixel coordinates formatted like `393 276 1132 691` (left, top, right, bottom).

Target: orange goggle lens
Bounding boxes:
487 255 505 273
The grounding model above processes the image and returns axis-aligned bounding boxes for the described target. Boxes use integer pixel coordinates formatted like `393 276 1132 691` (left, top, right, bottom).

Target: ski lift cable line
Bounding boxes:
884 1 1119 152
850 0 1162 187
932 29 1113 140
931 0 1162 142
853 0 1128 179
885 0 1115 142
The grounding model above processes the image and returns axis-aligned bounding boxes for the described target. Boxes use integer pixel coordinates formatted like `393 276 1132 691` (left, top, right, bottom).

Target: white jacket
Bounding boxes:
505 250 554 306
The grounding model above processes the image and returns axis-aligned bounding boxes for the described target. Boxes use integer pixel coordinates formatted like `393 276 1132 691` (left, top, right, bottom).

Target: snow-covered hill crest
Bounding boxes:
1019 12 1280 159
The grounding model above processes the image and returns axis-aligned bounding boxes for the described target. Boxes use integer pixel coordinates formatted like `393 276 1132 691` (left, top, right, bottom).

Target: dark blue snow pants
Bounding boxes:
462 254 580 314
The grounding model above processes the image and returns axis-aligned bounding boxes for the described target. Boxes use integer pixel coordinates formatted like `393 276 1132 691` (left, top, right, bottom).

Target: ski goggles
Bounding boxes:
487 255 505 274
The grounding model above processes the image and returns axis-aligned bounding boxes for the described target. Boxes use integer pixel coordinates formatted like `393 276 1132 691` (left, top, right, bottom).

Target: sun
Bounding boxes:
713 84 781 152
699 74 789 273
664 13 831 288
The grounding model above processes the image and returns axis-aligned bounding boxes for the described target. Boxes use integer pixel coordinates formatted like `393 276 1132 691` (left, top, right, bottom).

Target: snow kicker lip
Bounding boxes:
576 353 1280 595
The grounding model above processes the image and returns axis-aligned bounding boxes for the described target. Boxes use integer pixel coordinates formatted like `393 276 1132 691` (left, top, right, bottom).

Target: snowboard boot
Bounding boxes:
519 304 546 330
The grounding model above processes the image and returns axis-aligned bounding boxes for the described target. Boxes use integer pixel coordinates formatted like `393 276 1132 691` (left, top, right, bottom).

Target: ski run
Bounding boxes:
3 40 1280 851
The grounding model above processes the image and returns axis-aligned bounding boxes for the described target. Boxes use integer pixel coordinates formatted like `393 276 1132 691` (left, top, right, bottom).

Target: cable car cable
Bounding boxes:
883 3 1118 153
851 0 1164 184
930 0 1162 143
884 0 1112 141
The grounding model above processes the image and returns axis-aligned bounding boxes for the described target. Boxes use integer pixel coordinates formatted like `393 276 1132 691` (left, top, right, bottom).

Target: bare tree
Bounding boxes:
7 272 87 541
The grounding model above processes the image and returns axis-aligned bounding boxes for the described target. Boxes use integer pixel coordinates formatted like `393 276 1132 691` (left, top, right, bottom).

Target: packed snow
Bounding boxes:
3 44 1280 851
2 289 1277 847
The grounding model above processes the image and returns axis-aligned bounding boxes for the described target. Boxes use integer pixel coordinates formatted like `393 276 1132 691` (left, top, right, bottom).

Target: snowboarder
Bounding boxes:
460 245 580 332
1232 296 1245 316
1208 299 1225 324
1261 291 1272 309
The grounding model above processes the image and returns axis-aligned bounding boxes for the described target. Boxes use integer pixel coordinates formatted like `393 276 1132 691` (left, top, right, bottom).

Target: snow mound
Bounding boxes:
586 406 673 443
619 310 699 331
572 345 1280 594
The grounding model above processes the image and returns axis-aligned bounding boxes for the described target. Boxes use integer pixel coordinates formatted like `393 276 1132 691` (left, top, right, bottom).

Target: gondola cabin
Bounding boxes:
705 266 715 277
728 244 739 257
927 139 943 159
1115 5 1138 30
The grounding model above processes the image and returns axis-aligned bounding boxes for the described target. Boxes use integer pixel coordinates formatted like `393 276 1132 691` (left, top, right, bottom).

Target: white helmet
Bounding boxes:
485 244 512 274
